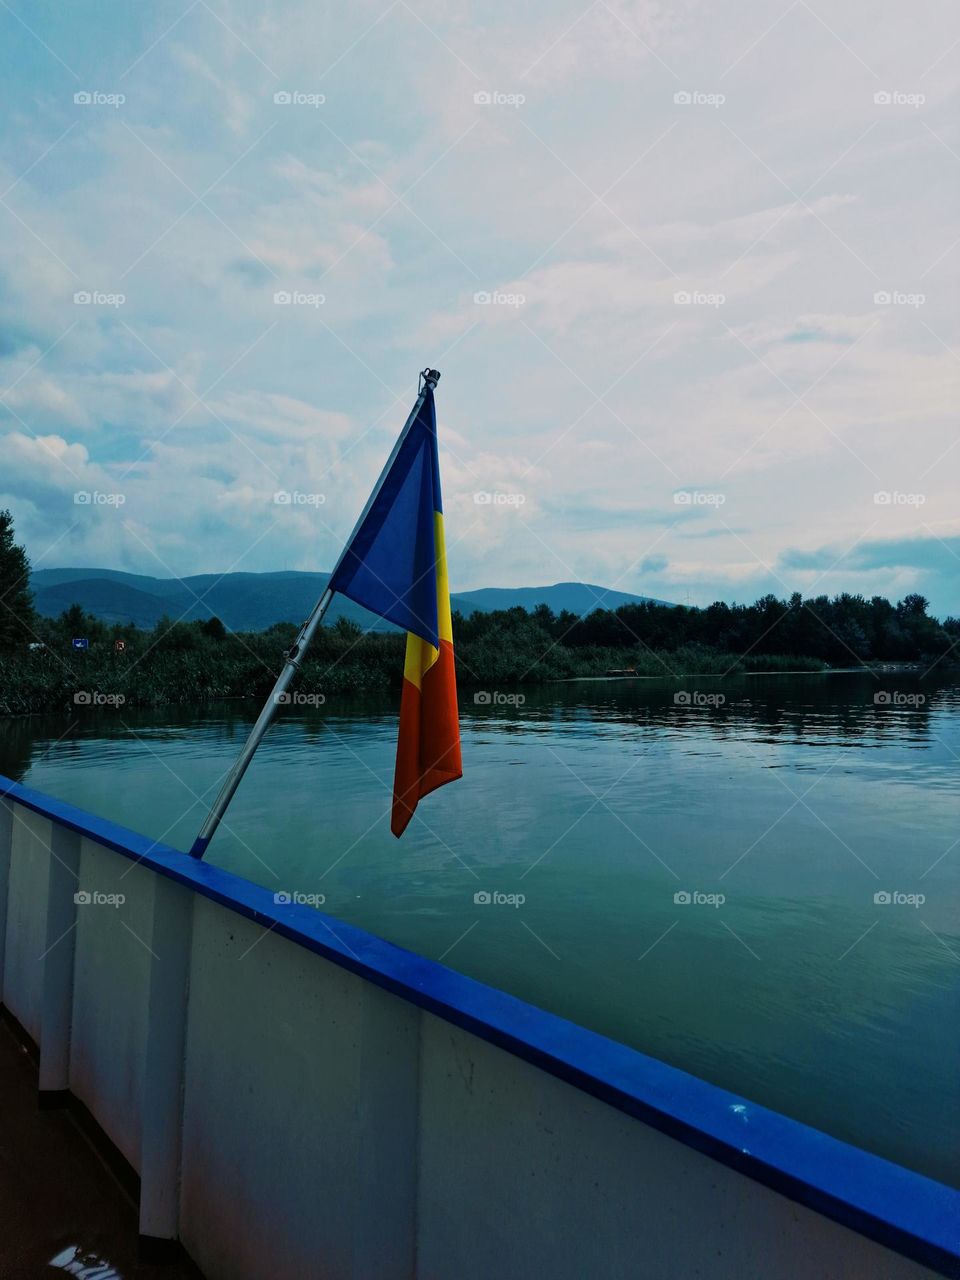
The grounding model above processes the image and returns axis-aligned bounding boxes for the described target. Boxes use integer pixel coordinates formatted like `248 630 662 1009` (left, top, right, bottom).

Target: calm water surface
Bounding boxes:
2 672 958 1187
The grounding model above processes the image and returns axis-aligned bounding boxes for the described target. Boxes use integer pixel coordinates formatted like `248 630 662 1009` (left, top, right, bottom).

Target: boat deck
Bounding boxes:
0 1015 195 1279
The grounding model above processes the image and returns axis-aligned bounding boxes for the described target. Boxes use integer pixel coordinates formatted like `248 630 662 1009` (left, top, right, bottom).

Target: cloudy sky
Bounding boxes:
1 0 957 612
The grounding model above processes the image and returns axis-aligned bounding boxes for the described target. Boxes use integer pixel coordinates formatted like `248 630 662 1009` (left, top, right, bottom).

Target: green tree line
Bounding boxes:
0 510 957 715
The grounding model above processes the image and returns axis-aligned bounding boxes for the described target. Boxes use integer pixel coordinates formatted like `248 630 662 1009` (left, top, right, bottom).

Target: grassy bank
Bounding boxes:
4 587 956 717
0 626 828 717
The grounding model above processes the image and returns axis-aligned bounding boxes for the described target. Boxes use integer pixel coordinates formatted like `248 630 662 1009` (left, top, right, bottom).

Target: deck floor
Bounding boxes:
0 1015 196 1279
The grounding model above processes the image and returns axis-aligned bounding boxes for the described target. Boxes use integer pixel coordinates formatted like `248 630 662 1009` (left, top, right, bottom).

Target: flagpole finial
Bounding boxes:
420 367 441 391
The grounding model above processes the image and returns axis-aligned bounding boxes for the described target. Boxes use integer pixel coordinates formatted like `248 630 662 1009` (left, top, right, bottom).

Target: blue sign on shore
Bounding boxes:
71 638 89 650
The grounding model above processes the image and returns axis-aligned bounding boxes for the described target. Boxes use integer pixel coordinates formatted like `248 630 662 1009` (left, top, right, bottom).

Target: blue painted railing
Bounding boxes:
2 773 958 1278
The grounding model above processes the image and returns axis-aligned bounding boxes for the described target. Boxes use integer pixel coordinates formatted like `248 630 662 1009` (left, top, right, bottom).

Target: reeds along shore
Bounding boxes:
0 592 956 716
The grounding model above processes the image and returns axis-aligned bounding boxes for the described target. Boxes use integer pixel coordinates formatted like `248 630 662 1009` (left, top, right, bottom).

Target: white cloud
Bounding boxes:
0 0 956 613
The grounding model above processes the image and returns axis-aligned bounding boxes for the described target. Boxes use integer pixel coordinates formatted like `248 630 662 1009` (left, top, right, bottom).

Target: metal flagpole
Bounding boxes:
189 368 441 858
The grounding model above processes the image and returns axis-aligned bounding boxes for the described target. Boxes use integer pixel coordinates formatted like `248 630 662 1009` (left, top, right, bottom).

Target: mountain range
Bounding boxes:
30 568 670 633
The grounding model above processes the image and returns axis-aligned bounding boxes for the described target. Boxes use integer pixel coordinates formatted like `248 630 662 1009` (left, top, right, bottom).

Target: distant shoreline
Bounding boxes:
563 663 934 682
4 589 957 717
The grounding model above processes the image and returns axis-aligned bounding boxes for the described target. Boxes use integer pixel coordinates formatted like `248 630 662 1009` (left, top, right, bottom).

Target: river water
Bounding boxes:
2 671 957 1187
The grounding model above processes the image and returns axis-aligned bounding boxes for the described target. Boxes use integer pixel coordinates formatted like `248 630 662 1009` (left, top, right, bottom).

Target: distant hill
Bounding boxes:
455 583 671 616
30 568 670 633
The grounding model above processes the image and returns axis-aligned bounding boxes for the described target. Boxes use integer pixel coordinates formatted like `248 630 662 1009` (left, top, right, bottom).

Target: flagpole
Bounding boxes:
188 368 441 859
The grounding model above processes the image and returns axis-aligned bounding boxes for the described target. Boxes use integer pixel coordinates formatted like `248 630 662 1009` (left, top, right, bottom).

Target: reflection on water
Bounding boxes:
3 672 959 1187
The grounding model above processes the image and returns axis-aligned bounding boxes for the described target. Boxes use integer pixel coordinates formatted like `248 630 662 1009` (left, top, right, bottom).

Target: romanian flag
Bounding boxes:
328 382 462 835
